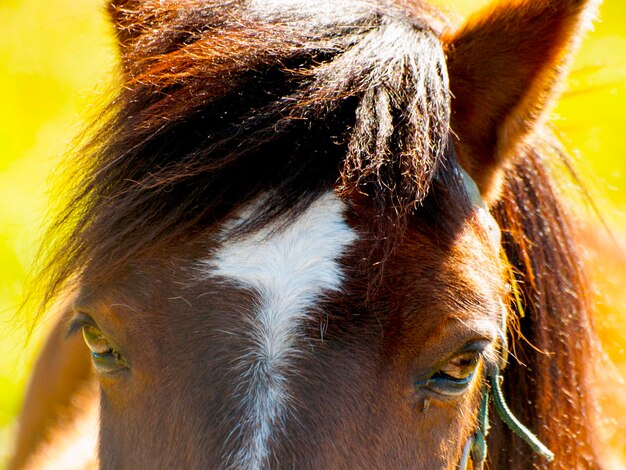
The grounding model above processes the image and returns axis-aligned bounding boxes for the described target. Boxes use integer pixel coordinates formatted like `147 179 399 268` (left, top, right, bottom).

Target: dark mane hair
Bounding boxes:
27 0 600 467
33 0 451 312
492 144 601 468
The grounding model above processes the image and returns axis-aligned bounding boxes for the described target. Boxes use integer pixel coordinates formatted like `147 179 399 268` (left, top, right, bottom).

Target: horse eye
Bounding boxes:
427 351 481 396
436 352 480 382
82 324 127 374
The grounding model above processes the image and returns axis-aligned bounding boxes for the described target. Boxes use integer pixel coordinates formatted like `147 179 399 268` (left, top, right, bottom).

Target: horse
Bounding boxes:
9 0 606 468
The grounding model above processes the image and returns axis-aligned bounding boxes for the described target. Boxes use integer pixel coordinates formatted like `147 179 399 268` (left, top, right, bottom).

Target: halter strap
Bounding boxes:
458 369 554 469
489 370 555 461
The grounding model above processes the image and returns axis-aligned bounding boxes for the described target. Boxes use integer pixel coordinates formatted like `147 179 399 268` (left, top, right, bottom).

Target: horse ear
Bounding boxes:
444 0 599 200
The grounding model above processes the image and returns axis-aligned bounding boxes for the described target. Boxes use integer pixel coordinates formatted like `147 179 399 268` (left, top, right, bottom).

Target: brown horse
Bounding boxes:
10 0 606 468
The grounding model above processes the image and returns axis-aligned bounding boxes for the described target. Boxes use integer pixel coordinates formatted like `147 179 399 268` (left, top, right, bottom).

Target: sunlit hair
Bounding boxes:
29 0 452 313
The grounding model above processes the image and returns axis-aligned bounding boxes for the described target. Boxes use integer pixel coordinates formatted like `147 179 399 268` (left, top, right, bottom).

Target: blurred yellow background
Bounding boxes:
1 0 625 464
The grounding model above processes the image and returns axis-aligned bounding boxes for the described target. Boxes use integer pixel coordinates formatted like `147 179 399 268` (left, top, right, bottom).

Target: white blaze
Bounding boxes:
204 192 356 469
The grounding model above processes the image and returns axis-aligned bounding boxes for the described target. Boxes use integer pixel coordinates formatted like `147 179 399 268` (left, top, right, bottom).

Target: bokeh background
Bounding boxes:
1 0 625 465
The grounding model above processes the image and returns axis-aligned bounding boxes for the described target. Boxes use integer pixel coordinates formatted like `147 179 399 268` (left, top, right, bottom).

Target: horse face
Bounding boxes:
13 0 601 468
71 187 506 469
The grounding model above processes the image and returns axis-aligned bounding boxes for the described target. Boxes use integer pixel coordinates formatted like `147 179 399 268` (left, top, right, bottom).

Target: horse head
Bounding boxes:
11 0 603 469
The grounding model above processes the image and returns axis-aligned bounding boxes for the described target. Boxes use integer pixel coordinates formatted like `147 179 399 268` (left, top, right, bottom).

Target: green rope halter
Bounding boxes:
458 369 554 469
489 370 555 461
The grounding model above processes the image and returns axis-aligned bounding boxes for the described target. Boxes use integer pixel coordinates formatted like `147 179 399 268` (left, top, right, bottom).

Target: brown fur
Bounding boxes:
12 0 604 469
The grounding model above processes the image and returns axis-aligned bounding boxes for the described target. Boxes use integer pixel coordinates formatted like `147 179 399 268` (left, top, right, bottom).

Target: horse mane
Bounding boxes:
27 0 601 467
492 142 602 468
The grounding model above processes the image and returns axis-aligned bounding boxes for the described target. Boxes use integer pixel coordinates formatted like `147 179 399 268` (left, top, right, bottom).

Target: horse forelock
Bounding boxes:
32 0 454 314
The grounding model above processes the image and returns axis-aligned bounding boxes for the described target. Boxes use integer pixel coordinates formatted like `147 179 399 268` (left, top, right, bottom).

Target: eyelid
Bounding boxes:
65 312 97 339
457 339 501 376
448 339 490 363
414 341 489 385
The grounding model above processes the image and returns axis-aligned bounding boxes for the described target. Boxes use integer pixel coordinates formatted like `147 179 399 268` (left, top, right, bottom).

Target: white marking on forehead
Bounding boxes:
203 192 356 470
